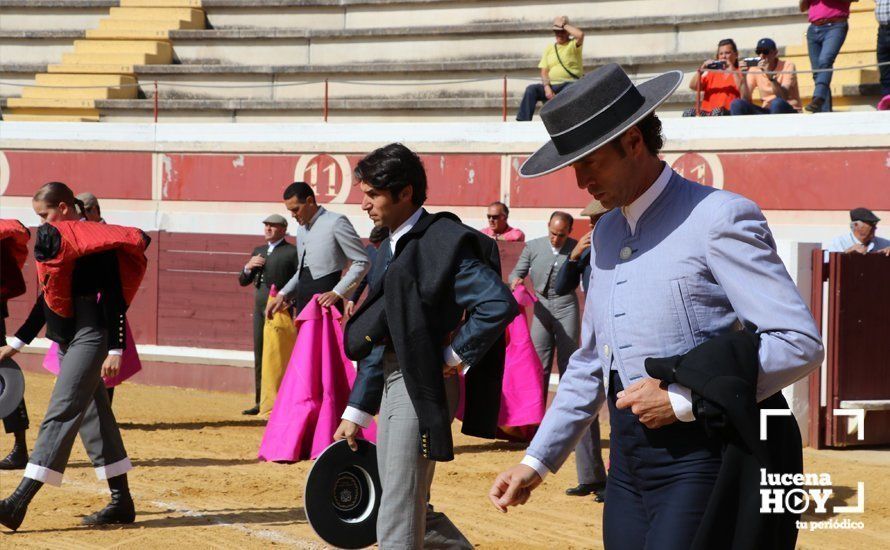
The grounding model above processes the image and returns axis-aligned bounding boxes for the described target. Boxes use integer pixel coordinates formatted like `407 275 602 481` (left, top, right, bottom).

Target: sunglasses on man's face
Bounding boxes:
487 214 504 220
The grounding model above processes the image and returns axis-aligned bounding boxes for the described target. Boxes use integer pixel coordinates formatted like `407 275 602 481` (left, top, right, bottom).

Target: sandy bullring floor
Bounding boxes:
0 373 887 549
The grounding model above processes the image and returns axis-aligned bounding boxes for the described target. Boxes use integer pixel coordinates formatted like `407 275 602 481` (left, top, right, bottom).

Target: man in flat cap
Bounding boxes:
238 214 298 415
828 207 890 256
489 63 823 548
76 192 105 223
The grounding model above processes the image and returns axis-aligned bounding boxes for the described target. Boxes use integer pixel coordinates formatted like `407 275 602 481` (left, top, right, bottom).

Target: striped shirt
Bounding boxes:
877 0 890 25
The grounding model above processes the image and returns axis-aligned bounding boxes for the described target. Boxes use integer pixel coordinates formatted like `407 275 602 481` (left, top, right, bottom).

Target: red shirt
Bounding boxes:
699 69 741 111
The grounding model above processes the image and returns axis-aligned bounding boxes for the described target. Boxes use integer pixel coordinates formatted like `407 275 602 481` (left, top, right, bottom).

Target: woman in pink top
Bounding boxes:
801 0 851 112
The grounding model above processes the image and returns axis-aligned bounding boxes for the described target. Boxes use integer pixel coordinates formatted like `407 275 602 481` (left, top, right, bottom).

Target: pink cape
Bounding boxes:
258 296 376 462
457 286 545 440
43 320 142 388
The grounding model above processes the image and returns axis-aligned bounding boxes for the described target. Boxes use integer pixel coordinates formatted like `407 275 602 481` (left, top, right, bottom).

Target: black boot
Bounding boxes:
0 477 43 531
0 431 28 470
82 473 135 526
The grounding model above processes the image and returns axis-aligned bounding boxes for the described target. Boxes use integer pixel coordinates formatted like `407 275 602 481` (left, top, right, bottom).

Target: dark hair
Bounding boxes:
353 143 427 206
33 181 85 216
488 201 509 217
549 210 574 230
282 181 315 202
716 38 739 68
369 225 390 244
611 113 664 158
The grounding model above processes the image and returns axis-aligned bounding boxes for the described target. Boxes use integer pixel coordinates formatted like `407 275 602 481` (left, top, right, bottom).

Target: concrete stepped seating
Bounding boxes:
1 0 206 121
164 8 809 66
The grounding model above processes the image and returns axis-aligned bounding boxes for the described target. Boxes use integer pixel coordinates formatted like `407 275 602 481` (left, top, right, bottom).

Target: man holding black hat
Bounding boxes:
238 214 298 415
731 37 802 115
489 63 823 549
828 207 890 255
334 143 517 548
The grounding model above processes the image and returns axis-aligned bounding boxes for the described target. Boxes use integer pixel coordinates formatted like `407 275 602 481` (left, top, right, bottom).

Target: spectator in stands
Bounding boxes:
516 16 584 121
877 0 890 109
481 201 525 242
828 207 890 255
800 0 851 112
730 38 802 115
686 38 743 116
77 193 105 223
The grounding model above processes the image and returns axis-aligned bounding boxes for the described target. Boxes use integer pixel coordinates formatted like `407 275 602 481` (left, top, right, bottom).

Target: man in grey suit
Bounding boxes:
490 64 823 549
238 214 298 415
267 182 369 317
509 211 579 393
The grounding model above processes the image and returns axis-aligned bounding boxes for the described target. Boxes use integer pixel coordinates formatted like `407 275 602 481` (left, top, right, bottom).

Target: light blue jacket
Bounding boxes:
526 171 824 474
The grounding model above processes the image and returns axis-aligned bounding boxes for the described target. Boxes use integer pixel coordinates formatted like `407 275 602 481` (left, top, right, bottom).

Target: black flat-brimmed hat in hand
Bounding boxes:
520 64 683 178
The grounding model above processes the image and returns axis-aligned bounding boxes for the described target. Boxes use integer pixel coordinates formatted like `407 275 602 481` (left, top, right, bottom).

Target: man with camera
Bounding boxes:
516 16 584 121
730 38 802 115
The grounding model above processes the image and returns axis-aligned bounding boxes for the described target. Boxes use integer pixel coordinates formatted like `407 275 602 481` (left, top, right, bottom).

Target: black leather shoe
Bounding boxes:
81 498 136 526
241 406 260 416
82 474 135 526
565 483 605 497
804 97 825 113
0 443 28 470
0 478 43 531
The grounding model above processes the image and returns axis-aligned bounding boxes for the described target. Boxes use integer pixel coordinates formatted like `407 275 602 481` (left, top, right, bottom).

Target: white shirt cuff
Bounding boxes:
443 346 462 367
667 383 696 422
7 337 26 351
342 406 373 428
107 349 123 356
520 455 551 481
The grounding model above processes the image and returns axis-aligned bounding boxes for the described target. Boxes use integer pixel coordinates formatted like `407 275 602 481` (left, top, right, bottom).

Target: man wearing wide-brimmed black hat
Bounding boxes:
489 64 824 548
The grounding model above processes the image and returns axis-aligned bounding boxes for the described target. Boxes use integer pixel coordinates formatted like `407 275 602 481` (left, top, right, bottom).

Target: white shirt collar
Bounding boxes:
266 237 285 252
621 162 672 236
850 232 875 251
390 207 425 255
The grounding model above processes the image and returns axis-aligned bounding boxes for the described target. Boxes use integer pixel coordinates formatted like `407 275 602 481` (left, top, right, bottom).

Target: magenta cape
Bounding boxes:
457 286 545 437
258 296 376 462
43 320 141 388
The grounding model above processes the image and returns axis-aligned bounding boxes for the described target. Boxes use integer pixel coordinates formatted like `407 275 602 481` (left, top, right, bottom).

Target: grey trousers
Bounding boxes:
376 352 472 550
252 296 266 406
531 294 579 391
575 414 607 486
25 298 130 486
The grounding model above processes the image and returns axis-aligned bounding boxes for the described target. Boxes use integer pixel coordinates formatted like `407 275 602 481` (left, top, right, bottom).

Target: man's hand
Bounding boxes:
442 362 462 378
544 85 555 100
265 293 287 319
569 233 592 261
0 346 19 361
552 15 568 29
874 247 890 257
317 291 342 308
510 277 524 291
333 419 361 451
344 300 356 318
245 254 265 271
845 243 868 255
615 378 678 429
101 354 122 379
489 464 543 513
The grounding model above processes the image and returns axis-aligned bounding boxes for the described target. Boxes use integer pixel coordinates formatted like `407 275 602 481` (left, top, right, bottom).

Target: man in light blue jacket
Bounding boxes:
489 64 824 549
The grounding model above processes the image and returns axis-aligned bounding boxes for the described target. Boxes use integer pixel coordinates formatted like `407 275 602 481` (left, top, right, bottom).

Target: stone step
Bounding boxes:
21 83 138 100
109 7 205 25
121 0 203 6
786 35 880 57
86 28 173 40
6 97 97 109
1 112 101 122
73 40 173 57
35 73 137 87
47 63 137 74
61 51 170 65
98 17 203 32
